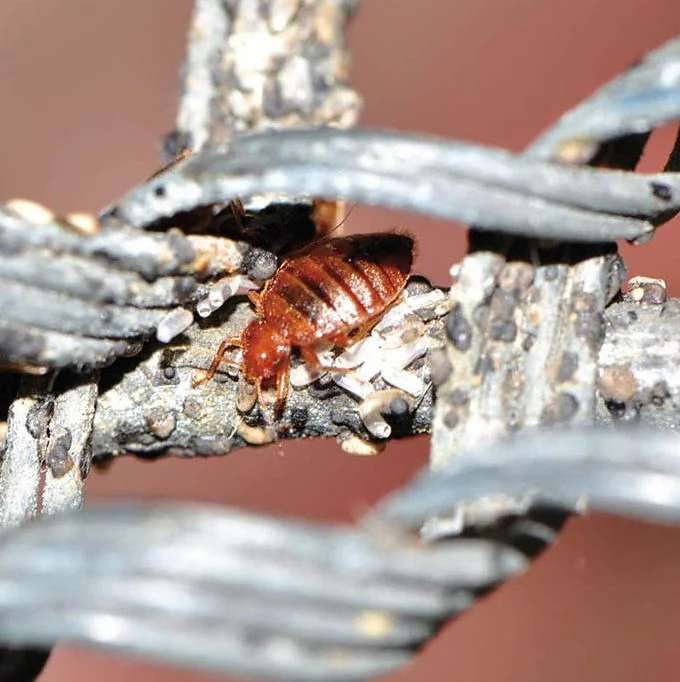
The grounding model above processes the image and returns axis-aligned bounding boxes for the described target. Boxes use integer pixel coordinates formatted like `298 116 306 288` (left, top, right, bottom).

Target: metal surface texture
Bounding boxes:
1 2 680 682
0 429 679 679
110 128 673 242
170 0 361 155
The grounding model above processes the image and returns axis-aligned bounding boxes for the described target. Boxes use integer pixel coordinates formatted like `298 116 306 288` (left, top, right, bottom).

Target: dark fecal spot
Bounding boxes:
445 303 473 351
167 228 195 265
522 334 537 352
134 256 160 283
627 310 638 323
473 354 494 377
542 392 579 425
442 409 459 429
650 181 673 202
160 130 192 164
25 396 55 439
429 348 452 387
472 303 489 327
556 352 579 383
489 317 517 343
46 426 74 478
173 277 197 303
384 398 410 417
290 406 309 430
490 289 518 318
153 184 167 198
448 389 470 406
574 307 606 353
651 380 671 406
543 265 560 282
604 398 627 419
661 299 680 317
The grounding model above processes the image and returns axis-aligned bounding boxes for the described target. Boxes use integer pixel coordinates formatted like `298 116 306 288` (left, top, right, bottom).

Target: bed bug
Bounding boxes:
196 232 415 413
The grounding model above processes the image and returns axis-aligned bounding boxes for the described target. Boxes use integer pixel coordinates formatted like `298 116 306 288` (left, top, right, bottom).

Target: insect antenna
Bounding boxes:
311 199 355 238
282 201 358 261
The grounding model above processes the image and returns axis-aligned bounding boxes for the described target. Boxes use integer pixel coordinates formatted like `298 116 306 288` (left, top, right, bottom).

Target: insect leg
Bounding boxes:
193 335 242 387
247 290 263 313
298 345 350 376
299 346 321 370
274 360 290 414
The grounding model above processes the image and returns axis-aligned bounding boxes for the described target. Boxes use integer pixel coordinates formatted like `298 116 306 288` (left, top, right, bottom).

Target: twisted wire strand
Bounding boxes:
2 16 680 682
373 428 680 530
0 502 528 681
0 428 677 679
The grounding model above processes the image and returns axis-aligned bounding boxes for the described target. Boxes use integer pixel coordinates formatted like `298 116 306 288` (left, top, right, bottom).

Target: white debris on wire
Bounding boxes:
160 276 261 344
156 308 195 343
290 287 449 439
331 372 374 401
358 388 416 439
289 343 335 387
196 275 260 318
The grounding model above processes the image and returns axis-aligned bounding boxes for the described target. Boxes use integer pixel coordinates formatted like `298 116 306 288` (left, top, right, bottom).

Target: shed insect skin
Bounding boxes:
196 233 415 414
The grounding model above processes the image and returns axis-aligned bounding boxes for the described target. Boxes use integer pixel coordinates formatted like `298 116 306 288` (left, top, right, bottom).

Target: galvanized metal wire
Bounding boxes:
0 428 678 680
1 6 680 682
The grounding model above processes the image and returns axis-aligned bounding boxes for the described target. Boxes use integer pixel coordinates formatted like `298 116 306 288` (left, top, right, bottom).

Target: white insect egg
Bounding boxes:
290 363 321 387
339 434 386 456
381 366 425 396
64 212 99 235
373 303 408 335
331 373 373 400
357 389 415 440
6 198 55 224
156 308 194 343
386 337 429 369
354 358 383 383
208 275 242 308
332 335 379 369
360 411 391 439
196 297 218 318
403 289 447 311
197 275 262 319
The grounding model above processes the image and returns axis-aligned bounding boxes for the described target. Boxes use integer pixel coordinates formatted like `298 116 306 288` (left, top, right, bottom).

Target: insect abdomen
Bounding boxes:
261 234 414 340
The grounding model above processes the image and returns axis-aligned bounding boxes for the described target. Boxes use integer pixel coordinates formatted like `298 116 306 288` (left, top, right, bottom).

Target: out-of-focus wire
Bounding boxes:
0 503 527 681
373 428 680 530
2 429 680 679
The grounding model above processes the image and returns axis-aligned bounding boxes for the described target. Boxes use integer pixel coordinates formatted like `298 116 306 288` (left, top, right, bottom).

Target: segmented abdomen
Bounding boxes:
260 234 414 343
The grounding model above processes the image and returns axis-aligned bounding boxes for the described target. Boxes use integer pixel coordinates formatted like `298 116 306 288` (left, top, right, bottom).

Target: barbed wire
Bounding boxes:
0 427 678 680
1 2 680 681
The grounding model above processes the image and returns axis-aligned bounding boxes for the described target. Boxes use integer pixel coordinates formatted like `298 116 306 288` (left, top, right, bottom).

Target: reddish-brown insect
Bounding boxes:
198 232 415 412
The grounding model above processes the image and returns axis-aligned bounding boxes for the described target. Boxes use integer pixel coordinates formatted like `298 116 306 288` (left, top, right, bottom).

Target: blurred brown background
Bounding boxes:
1 1 680 681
